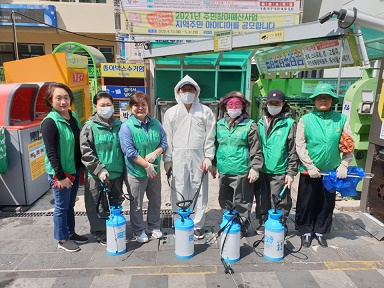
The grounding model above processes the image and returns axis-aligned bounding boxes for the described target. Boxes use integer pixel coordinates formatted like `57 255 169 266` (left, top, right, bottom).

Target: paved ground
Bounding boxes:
1 172 384 288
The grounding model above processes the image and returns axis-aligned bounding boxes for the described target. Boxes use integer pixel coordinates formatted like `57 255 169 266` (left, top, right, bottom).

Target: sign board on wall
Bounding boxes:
121 0 301 13
0 4 57 27
102 85 146 98
256 37 361 74
100 63 145 78
121 11 299 36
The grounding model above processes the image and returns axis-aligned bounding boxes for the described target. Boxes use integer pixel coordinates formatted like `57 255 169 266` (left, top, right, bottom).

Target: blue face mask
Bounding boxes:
227 108 242 118
267 105 282 116
97 106 114 119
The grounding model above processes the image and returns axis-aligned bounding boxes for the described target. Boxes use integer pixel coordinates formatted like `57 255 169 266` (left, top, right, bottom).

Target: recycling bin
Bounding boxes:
0 83 50 206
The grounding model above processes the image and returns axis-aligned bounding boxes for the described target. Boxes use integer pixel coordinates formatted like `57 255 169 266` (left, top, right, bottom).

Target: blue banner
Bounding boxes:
104 86 146 99
0 4 57 27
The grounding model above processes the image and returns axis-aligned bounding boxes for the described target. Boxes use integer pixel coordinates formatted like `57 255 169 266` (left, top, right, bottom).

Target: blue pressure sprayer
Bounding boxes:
98 182 127 256
174 200 195 259
218 200 241 264
263 184 287 262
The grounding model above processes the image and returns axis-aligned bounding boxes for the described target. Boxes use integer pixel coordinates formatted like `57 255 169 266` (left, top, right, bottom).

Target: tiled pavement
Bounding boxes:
1 209 384 288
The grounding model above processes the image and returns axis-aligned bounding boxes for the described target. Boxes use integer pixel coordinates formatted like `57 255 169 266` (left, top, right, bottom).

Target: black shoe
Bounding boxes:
194 229 205 240
69 233 89 244
302 234 312 248
315 235 328 247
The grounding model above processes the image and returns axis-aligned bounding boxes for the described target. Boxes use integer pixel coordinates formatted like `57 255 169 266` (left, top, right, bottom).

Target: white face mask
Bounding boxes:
267 105 282 116
227 108 242 118
180 92 196 104
97 106 114 119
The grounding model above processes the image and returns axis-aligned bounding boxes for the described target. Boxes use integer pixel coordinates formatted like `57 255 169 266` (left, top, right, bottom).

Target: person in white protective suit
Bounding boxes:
163 75 216 239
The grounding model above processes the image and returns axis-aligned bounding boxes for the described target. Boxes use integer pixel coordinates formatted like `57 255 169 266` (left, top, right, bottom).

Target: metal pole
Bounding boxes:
354 23 371 68
335 37 345 111
11 11 19 60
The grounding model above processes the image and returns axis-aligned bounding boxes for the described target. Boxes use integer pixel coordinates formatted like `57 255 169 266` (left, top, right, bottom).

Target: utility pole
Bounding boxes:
114 0 123 63
11 11 19 60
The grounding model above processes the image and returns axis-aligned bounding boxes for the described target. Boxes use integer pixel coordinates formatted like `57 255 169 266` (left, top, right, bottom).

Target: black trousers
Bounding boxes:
295 173 336 235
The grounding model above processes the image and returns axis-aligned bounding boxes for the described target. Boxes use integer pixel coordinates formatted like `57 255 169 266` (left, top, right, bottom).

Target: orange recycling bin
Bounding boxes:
0 83 52 206
4 52 91 123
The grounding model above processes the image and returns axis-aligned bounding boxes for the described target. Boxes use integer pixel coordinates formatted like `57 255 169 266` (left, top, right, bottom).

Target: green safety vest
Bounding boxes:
124 116 161 178
42 110 81 175
258 117 295 174
216 118 254 175
300 110 347 172
86 120 124 180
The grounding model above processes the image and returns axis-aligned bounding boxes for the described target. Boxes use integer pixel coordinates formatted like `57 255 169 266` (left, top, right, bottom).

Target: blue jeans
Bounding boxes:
48 170 80 241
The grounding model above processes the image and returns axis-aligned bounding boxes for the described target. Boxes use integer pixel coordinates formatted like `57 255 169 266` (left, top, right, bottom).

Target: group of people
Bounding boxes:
41 76 354 253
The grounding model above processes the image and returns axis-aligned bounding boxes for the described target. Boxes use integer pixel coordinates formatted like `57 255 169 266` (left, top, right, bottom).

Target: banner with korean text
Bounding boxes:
121 0 301 13
256 36 361 75
121 11 299 36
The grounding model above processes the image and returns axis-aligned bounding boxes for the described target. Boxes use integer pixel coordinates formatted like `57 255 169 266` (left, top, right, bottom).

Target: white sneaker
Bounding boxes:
136 230 149 243
151 229 163 239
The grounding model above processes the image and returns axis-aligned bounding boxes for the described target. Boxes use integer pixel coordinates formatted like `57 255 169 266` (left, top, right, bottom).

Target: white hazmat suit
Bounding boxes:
163 75 216 229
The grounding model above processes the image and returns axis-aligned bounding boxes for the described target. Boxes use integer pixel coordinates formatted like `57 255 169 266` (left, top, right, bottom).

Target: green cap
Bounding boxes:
309 83 338 104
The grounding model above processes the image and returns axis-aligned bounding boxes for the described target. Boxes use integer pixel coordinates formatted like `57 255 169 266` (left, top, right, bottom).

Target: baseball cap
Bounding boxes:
309 83 338 103
267 90 285 103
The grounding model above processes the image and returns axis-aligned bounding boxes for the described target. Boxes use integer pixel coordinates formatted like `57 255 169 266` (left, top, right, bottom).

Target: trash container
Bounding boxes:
0 83 50 206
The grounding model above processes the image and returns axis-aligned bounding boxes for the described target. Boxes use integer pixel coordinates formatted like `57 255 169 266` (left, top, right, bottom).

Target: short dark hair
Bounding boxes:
44 82 74 109
130 91 149 107
93 91 113 105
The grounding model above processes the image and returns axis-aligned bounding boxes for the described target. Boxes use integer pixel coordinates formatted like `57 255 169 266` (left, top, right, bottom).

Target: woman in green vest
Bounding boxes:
213 91 263 238
254 89 298 235
41 83 88 253
295 84 354 248
80 91 125 246
119 91 168 243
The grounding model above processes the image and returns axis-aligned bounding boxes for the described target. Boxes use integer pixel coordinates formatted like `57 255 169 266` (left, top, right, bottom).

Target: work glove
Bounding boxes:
98 169 109 182
145 151 159 163
145 163 158 178
210 165 217 179
202 158 212 172
336 162 348 179
285 174 294 189
307 166 321 178
248 168 259 183
164 161 172 174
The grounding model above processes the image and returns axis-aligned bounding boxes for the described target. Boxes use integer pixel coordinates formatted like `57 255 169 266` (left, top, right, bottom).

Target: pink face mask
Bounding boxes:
226 98 243 109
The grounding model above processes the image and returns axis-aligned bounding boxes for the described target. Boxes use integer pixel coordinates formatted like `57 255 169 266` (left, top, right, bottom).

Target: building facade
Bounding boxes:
0 0 117 66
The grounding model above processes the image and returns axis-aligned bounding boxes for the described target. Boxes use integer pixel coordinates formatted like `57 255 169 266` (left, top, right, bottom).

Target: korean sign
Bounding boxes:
0 4 57 27
121 11 299 36
100 63 145 78
256 36 361 74
102 86 146 99
121 0 301 13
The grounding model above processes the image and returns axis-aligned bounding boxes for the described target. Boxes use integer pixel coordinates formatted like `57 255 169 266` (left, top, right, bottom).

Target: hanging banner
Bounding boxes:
256 36 361 74
121 11 299 36
121 0 301 13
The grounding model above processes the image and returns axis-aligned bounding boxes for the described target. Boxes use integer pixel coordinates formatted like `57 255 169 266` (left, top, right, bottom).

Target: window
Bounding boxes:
0 43 44 66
